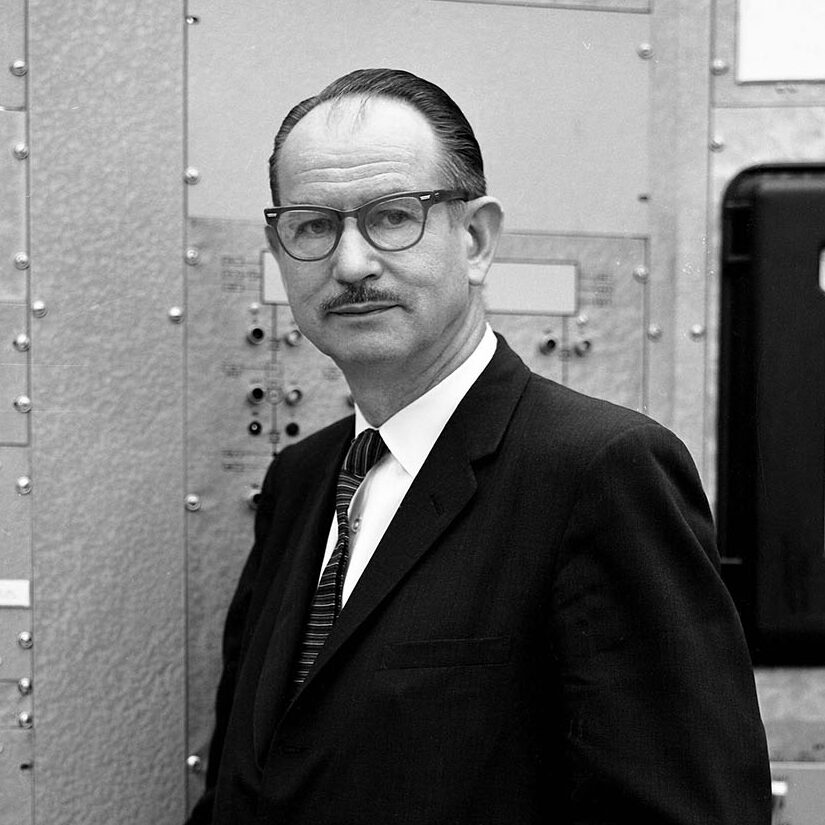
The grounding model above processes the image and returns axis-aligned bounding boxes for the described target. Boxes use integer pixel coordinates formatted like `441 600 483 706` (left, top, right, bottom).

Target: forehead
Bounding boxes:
277 96 442 204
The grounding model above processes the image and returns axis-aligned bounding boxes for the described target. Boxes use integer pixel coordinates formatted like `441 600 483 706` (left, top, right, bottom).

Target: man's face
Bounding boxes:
272 96 480 378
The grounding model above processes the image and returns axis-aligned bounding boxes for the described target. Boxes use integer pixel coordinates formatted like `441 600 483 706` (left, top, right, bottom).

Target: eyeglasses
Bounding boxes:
264 189 468 262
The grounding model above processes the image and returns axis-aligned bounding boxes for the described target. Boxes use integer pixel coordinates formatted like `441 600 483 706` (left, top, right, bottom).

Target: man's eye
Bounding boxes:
296 217 334 237
374 208 414 227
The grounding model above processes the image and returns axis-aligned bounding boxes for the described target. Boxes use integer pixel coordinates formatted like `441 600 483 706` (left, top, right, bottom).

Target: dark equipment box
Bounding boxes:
718 164 825 665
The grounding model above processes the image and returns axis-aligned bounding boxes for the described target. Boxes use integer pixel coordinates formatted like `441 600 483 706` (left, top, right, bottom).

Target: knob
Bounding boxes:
284 388 303 407
247 384 266 405
247 325 266 345
538 336 557 355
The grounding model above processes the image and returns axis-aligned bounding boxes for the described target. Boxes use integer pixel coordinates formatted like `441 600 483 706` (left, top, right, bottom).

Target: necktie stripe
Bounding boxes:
292 428 387 690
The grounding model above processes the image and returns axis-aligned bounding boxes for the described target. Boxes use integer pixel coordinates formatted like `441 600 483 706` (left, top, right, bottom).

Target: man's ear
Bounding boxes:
463 197 504 286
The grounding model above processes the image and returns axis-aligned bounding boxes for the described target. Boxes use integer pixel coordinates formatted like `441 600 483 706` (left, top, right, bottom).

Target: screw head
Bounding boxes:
184 167 200 185
689 323 706 341
637 43 654 60
31 300 47 318
13 333 31 352
168 306 184 323
17 677 32 695
12 142 29 160
709 137 725 152
632 266 650 284
184 248 200 265
711 58 729 76
18 630 33 649
647 323 663 341
17 712 33 729
15 476 33 495
14 252 30 270
13 395 32 413
185 493 201 512
9 59 27 77
186 754 203 772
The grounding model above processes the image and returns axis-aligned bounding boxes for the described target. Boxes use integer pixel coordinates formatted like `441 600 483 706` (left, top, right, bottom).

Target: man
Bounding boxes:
188 68 771 824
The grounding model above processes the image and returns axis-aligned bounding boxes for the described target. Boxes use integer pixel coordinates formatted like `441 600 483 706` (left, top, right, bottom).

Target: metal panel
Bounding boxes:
184 217 278 799
0 304 29 445
0 0 26 110
435 0 649 9
0 609 32 681
27 2 186 823
0 447 31 579
0 109 28 303
712 0 825 107
0 728 33 825
0 680 31 729
187 0 650 237
496 233 647 410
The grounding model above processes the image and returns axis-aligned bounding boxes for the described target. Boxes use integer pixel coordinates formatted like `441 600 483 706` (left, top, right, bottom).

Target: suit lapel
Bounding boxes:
251 423 352 765
288 337 531 703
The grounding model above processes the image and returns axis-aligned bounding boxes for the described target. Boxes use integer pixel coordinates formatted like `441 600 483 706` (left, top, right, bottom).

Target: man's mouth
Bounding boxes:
330 302 396 316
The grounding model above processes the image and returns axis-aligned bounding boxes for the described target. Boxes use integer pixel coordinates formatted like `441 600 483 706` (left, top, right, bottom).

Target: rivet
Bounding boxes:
18 677 32 695
709 137 725 152
689 323 706 341
168 306 184 323
13 395 32 413
633 266 649 284
283 328 303 347
17 631 33 649
12 142 29 160
31 300 47 318
184 167 200 185
9 59 27 77
14 252 30 270
637 43 654 60
284 388 303 407
17 712 33 729
711 58 730 76
185 494 201 512
187 754 203 773
184 248 200 265
647 323 663 341
15 476 33 496
575 313 589 328
13 333 31 352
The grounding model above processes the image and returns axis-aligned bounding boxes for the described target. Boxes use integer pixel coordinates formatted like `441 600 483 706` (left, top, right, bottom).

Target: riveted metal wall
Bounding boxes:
5 2 188 824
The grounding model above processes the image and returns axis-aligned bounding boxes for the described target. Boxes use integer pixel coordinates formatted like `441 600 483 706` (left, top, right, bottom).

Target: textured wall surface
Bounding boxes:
26 2 186 823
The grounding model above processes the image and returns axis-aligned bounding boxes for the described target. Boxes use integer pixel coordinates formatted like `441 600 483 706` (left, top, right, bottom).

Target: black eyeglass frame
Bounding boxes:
263 189 469 261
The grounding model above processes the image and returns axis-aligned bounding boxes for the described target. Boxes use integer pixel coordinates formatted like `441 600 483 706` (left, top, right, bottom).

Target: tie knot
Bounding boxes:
342 428 387 480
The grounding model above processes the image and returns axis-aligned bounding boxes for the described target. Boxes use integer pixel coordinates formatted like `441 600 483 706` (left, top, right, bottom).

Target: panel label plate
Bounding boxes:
0 580 30 608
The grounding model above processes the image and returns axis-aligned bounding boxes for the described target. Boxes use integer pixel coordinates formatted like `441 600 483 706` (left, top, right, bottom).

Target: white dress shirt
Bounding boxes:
319 324 497 606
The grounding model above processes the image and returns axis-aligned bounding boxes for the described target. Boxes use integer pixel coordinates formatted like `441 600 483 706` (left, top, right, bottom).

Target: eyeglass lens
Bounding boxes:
276 195 427 259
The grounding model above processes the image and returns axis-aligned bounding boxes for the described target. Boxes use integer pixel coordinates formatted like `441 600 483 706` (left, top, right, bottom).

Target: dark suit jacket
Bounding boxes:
188 336 771 824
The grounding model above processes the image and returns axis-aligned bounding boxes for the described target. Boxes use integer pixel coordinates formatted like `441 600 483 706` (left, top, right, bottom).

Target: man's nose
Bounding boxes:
330 218 381 283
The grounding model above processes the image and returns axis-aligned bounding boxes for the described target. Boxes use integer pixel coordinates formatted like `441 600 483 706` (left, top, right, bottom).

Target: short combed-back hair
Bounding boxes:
268 68 486 205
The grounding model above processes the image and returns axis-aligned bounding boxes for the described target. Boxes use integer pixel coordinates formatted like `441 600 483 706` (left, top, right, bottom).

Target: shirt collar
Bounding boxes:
354 324 497 478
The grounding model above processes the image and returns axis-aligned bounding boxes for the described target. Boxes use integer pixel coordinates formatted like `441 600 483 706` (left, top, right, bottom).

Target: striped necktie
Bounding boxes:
292 428 388 690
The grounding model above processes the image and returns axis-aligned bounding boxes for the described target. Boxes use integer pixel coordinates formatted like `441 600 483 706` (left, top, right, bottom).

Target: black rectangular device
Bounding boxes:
718 164 825 664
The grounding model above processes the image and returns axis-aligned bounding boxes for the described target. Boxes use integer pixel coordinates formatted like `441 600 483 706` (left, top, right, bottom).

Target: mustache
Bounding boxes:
321 284 402 312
